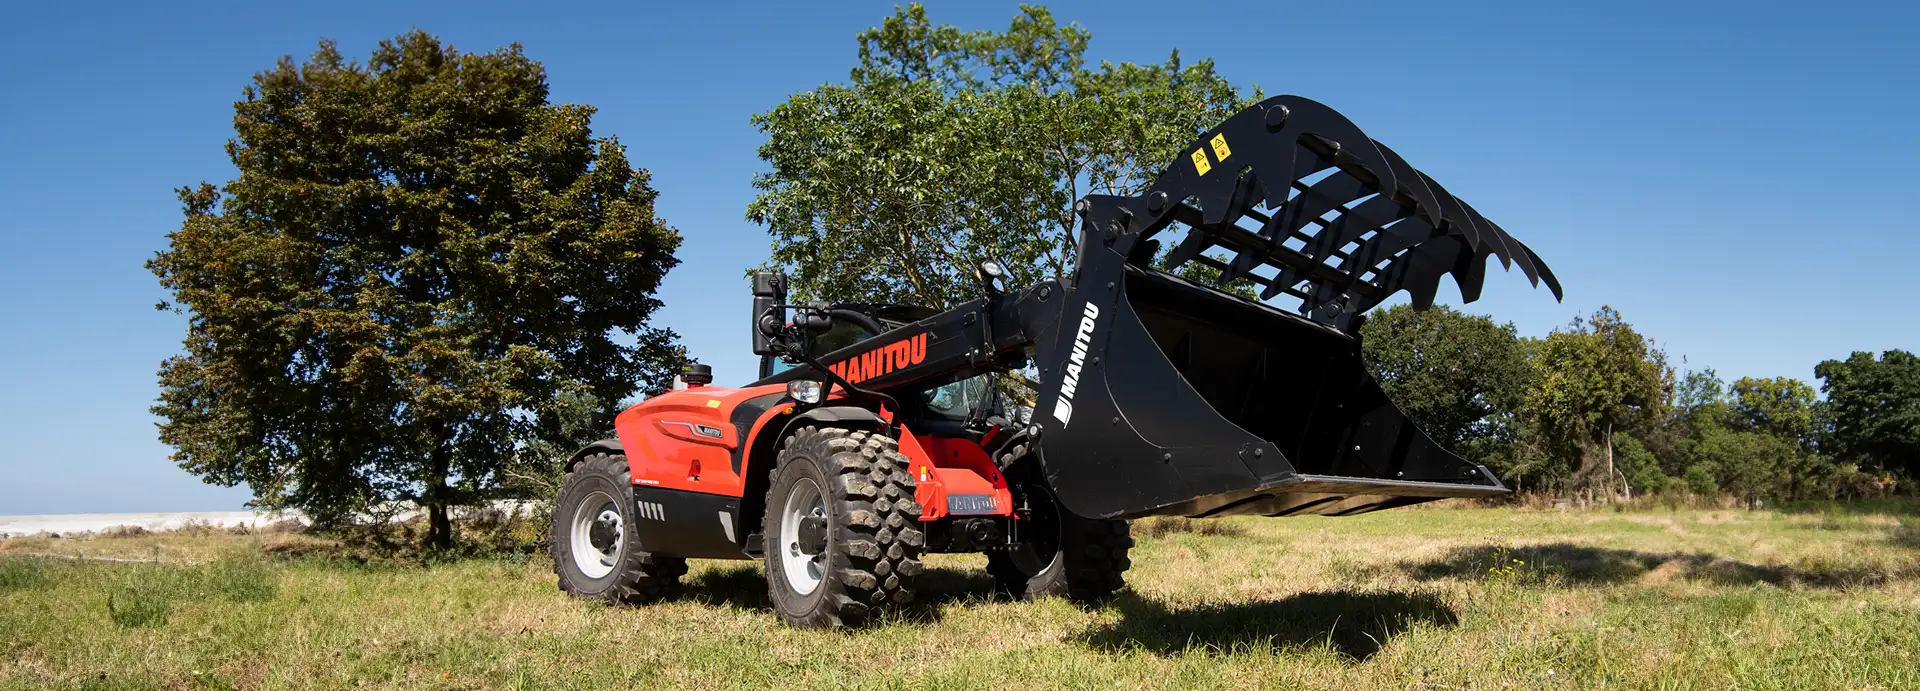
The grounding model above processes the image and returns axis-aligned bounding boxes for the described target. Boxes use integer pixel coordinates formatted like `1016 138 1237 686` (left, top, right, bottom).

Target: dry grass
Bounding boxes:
3 504 1918 689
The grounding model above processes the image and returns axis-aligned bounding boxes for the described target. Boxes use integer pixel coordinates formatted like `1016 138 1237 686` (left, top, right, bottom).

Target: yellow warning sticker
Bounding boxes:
1211 133 1232 162
705 399 722 408
1191 148 1212 176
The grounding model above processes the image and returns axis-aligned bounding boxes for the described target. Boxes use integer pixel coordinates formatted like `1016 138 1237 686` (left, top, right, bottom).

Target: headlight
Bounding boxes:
787 379 823 404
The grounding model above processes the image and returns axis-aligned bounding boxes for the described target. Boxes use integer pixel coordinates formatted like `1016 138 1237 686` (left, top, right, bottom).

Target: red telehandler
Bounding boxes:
550 96 1562 627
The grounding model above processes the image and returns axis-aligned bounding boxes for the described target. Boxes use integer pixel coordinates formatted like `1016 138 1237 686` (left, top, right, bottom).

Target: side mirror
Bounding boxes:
751 271 787 356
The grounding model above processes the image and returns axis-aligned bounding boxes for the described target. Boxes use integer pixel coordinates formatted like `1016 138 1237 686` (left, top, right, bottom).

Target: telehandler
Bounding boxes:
551 95 1561 627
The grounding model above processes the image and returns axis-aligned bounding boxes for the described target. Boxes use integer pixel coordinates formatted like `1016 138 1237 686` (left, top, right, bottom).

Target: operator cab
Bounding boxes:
747 281 1001 436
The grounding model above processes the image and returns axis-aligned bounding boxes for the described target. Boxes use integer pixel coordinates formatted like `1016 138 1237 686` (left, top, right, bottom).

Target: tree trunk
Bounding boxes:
1605 421 1615 501
424 444 454 549
427 501 452 548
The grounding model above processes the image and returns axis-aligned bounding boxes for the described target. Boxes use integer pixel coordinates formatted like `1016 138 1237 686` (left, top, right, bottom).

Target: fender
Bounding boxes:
790 405 887 429
563 438 624 472
734 404 888 557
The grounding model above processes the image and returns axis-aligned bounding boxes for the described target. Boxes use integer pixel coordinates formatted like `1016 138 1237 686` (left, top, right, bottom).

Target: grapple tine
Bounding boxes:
1377 237 1464 310
1452 197 1512 270
1453 245 1490 304
1413 171 1484 254
1518 240 1564 301
1370 142 1447 228
1278 171 1373 240
1479 217 1540 288
1163 225 1214 268
1273 194 1409 300
1107 95 1556 331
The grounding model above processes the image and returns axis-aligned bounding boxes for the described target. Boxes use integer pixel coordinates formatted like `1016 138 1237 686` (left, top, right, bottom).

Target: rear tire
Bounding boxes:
987 488 1132 603
763 426 923 628
551 452 687 604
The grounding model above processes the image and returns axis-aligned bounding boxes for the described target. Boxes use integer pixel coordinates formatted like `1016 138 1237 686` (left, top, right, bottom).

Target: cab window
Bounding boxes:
764 319 877 377
921 374 995 421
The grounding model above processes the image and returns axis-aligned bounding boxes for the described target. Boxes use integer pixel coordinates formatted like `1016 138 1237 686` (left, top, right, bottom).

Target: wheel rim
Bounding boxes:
778 477 827 595
569 490 622 579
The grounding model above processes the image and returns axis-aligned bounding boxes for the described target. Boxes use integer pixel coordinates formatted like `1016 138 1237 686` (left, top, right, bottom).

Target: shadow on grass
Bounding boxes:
1406 543 1903 588
1077 590 1457 660
682 564 1000 623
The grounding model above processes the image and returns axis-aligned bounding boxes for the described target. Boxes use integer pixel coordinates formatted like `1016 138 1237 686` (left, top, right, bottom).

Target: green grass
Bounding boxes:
3 505 1918 689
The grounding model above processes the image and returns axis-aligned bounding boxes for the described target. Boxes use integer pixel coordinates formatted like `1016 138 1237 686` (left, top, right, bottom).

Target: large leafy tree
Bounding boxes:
1815 350 1920 480
749 4 1255 309
1359 305 1530 460
1523 307 1672 496
1691 377 1823 502
149 32 685 546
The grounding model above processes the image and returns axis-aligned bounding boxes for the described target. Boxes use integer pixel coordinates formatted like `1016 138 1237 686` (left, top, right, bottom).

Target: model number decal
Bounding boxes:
661 420 723 439
1052 301 1100 427
946 494 997 515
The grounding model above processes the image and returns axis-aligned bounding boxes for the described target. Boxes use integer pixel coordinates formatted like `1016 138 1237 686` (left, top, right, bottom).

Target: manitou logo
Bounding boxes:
828 332 928 384
1052 302 1101 427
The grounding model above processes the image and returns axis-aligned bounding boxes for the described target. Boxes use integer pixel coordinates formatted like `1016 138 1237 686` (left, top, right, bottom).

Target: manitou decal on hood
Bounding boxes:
1052 301 1100 427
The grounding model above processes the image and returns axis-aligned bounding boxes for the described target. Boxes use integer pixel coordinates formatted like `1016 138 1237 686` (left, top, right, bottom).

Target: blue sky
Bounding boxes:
1 0 1914 515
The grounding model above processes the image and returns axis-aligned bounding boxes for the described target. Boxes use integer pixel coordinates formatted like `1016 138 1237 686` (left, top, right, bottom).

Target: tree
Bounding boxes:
748 4 1255 309
1359 305 1530 460
149 32 685 546
1523 307 1672 496
1815 350 1920 481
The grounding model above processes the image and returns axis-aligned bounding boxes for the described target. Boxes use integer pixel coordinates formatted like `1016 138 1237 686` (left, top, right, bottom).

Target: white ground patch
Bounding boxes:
0 500 536 537
0 510 304 537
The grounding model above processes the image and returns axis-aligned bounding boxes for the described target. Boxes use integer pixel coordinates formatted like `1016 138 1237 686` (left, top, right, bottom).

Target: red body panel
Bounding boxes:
617 383 1011 520
614 383 785 497
897 427 1013 520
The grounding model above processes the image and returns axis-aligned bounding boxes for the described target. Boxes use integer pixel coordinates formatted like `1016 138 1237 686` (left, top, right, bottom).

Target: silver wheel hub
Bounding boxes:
778 478 828 595
569 491 622 579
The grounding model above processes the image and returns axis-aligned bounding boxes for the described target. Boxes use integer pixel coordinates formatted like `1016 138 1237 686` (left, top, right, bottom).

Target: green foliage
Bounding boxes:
1730 376 1819 447
1360 305 1530 457
1613 432 1679 496
1343 304 1891 501
1522 306 1672 492
749 4 1256 308
148 32 684 545
1815 350 1920 479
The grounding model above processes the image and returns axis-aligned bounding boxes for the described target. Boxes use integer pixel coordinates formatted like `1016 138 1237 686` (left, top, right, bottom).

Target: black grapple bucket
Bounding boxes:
1029 95 1560 520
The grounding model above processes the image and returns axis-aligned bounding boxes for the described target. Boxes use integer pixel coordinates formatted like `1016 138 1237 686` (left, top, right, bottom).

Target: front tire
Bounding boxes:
763 426 923 628
551 452 686 604
987 488 1132 603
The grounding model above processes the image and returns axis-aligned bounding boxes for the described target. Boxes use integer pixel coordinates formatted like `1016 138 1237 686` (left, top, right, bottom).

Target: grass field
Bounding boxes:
3 503 1918 690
